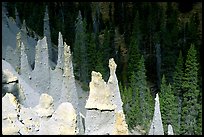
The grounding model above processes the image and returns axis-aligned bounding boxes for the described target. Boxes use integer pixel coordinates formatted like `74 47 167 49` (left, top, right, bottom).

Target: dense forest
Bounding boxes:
6 2 202 135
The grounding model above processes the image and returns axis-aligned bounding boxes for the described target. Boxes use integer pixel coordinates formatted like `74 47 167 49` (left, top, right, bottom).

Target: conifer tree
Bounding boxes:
172 50 184 134
128 72 141 128
73 10 88 84
160 75 178 135
87 32 97 82
127 11 141 81
135 56 153 132
181 44 200 135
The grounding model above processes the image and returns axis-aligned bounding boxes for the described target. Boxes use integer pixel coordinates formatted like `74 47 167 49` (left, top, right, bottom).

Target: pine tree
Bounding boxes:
160 75 178 135
181 44 200 135
127 11 141 81
101 27 111 81
73 10 88 84
135 56 153 132
87 32 97 82
172 50 184 134
129 71 141 128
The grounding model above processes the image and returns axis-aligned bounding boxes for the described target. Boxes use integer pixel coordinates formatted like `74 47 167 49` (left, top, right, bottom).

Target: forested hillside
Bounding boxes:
5 2 202 135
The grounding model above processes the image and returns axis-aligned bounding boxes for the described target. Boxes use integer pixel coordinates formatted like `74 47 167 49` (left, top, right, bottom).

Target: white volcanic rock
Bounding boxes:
168 124 174 135
38 102 77 135
18 106 40 135
2 59 40 107
85 71 116 110
2 93 22 135
33 93 54 118
108 58 123 112
31 36 50 95
112 110 129 135
148 93 164 135
85 58 128 135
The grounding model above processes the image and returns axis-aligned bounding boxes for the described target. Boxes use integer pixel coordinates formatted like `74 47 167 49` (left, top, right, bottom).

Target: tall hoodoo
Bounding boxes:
20 42 32 79
85 58 128 135
43 5 52 62
85 71 115 110
32 36 50 94
56 32 64 69
108 58 123 112
148 93 164 135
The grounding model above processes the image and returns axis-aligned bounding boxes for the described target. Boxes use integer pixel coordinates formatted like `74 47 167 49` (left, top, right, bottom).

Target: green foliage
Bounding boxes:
73 11 88 84
160 75 178 135
122 56 154 133
87 33 97 81
181 44 200 135
172 50 184 134
127 11 141 77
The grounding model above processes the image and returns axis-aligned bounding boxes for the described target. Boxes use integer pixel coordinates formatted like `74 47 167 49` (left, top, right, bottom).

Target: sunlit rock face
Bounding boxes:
112 111 129 135
148 93 164 135
85 71 116 110
85 58 128 135
2 93 22 135
2 93 77 135
37 102 77 135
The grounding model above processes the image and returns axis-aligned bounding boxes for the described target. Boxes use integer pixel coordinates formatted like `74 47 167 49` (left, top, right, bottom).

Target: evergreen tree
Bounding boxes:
101 27 111 80
160 75 178 135
87 32 97 82
181 44 200 135
127 11 141 81
135 56 153 132
129 72 141 128
73 10 88 84
172 50 184 134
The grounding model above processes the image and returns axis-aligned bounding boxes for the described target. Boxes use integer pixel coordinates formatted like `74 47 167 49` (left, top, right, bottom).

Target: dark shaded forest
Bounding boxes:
6 2 202 135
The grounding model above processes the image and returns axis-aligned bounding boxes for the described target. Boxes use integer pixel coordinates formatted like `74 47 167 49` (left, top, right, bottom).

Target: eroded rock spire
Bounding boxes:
148 93 164 135
56 32 64 69
20 42 32 78
32 36 50 94
108 58 123 112
44 5 52 62
85 58 128 135
15 7 21 28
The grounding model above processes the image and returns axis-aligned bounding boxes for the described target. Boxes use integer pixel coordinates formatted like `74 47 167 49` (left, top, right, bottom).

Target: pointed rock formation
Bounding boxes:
3 59 40 107
59 42 78 108
20 42 32 79
85 58 128 135
44 5 52 62
148 93 164 135
85 71 116 110
15 7 21 28
59 42 81 134
20 20 32 65
108 58 123 112
168 124 174 135
56 32 64 69
32 36 50 94
49 32 64 104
